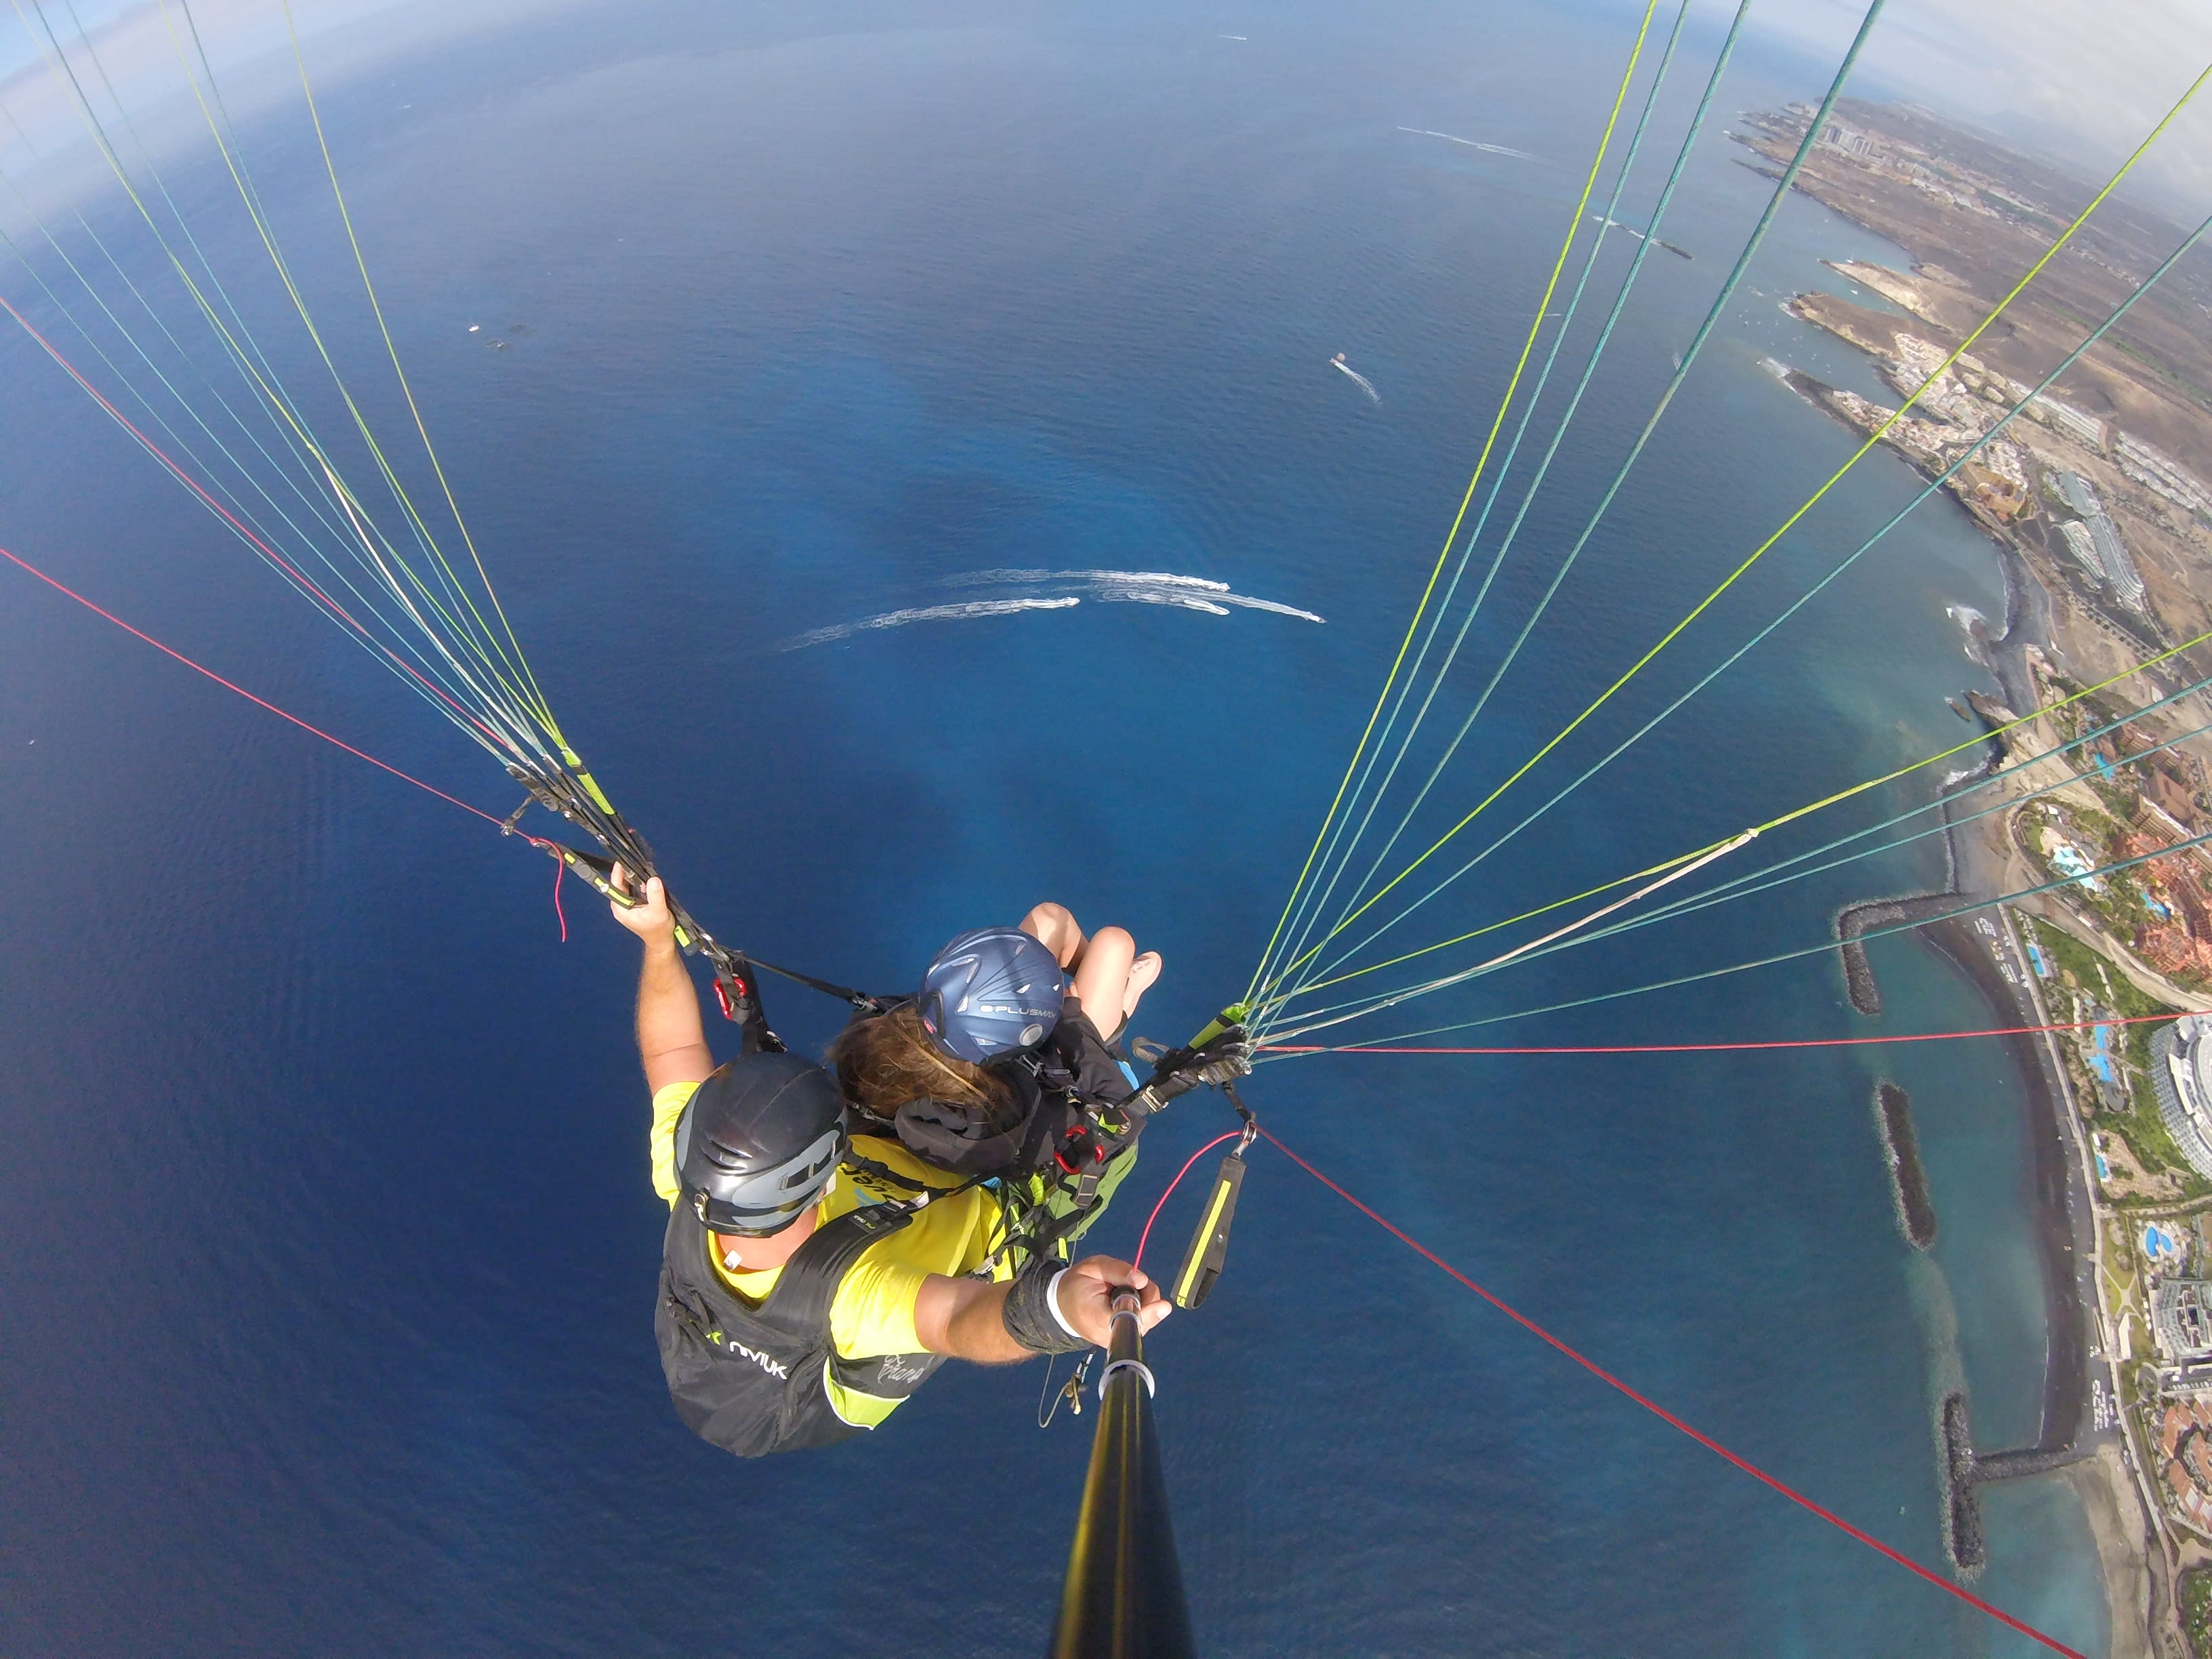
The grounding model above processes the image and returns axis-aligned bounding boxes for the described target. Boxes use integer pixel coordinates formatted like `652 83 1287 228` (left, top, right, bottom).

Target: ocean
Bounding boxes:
0 1 2106 1652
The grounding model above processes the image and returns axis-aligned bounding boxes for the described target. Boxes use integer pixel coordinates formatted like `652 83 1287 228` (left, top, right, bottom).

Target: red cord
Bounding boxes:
1 543 504 826
1260 1126 2083 1656
0 424 2093 1654
0 295 504 743
1132 1130 1242 1273
1265 1008 2181 1056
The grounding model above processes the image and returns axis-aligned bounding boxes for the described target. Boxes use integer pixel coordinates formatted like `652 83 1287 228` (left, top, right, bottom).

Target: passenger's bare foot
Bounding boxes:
1122 951 1163 1019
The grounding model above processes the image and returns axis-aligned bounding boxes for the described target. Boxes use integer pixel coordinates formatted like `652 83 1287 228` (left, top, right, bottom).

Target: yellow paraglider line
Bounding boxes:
1272 56 2212 989
1244 0 1664 1004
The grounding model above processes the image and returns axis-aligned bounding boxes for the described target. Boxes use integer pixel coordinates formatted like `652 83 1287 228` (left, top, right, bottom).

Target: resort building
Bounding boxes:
2153 1016 2212 1179
2036 397 2108 450
2156 1281 2212 1361
2057 470 2104 517
2060 518 2106 579
2051 472 2146 608
2115 433 2212 523
2087 514 2147 609
2167 1362 2212 1397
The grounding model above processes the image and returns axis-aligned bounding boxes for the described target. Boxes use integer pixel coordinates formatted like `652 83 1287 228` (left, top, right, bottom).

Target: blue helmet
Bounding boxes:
916 926 1066 1064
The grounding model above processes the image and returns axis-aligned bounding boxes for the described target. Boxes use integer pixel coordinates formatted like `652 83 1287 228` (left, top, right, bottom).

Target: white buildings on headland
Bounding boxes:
2058 470 2104 518
2031 393 2108 450
2060 518 2106 580
2153 1016 2212 1179
1819 121 1874 159
2116 433 2212 525
2089 515 2146 609
2053 470 2147 611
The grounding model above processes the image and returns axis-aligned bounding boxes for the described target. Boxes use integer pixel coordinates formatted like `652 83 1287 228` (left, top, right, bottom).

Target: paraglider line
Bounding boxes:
1262 1009 2184 1054
551 851 569 943
0 287 503 745
1280 50 2212 990
1261 1126 2085 1656
0 541 505 827
1132 1130 1242 1273
1246 0 1664 1003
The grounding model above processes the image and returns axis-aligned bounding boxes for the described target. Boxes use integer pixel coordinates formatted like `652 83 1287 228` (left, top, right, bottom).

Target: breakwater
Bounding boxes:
1835 893 1954 1017
1875 1082 1938 1250
1942 1391 1988 1576
1840 747 2094 1593
1917 909 2089 1463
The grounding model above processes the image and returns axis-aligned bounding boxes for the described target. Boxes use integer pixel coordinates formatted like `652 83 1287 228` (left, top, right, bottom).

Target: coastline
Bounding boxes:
1912 903 2088 1460
1837 692 2123 1612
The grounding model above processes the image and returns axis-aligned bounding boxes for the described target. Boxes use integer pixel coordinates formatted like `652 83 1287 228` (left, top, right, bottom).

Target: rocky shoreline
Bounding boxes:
1836 771 2093 1584
1913 906 2090 1464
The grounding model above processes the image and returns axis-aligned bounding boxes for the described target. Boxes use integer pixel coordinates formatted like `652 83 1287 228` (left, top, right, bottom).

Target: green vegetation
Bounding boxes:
2020 915 2209 1202
2182 1567 2212 1659
2022 804 2162 940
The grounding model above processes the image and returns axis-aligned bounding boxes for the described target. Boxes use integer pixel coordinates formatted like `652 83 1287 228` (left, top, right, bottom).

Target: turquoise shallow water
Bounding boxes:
0 1 2110 1652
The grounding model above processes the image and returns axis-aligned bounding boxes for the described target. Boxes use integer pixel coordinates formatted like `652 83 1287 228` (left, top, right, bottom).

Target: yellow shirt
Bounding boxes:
651 1079 1012 1427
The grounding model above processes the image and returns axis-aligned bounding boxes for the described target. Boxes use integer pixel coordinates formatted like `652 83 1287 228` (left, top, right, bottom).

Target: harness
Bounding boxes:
656 1181 956 1457
506 789 1225 1277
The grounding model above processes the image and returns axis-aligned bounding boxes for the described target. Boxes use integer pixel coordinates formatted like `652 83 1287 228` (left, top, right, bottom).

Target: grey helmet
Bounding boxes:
674 1052 847 1235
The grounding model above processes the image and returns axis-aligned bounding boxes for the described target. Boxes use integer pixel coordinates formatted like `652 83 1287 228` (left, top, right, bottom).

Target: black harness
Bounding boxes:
655 1188 947 1458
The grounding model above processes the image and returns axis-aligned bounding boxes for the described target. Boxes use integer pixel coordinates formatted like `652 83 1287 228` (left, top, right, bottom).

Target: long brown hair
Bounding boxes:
828 1004 1015 1126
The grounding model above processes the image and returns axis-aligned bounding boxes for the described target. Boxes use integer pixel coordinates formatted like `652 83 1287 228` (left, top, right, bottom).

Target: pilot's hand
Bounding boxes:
608 864 677 947
1056 1255 1172 1347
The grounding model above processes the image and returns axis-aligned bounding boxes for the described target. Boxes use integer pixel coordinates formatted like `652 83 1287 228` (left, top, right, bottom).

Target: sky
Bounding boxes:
1745 0 2212 216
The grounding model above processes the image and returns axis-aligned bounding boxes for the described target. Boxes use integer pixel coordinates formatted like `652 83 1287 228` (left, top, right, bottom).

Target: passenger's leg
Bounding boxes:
1020 902 1086 969
1071 926 1135 1023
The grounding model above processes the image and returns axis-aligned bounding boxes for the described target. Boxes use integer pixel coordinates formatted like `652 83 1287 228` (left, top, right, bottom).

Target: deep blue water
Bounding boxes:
0 2 2106 1653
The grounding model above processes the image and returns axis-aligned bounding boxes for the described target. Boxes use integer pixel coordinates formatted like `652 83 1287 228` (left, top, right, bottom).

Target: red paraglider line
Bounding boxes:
1260 1126 2084 1656
1131 1130 1242 1274
0 353 2102 1659
1263 1010 2184 1056
550 853 570 943
0 291 502 743
0 541 505 828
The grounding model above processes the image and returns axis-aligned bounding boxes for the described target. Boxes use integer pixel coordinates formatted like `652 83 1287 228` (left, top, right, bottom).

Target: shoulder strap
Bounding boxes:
754 1204 916 1338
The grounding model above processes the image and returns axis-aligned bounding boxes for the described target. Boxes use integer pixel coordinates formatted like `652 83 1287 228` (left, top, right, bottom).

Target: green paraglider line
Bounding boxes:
1259 1009 2183 1055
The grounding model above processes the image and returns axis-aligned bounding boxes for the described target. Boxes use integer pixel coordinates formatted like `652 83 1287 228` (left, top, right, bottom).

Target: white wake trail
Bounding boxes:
1090 587 1235 616
947 569 1231 592
1332 359 1381 403
1397 127 1536 160
780 596 1078 650
787 567 1328 642
1215 592 1326 623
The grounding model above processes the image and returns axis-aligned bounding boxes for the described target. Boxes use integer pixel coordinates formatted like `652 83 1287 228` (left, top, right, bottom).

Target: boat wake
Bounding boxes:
782 569 1322 649
1396 126 1535 160
780 597 1077 650
1331 354 1380 403
954 567 1324 621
